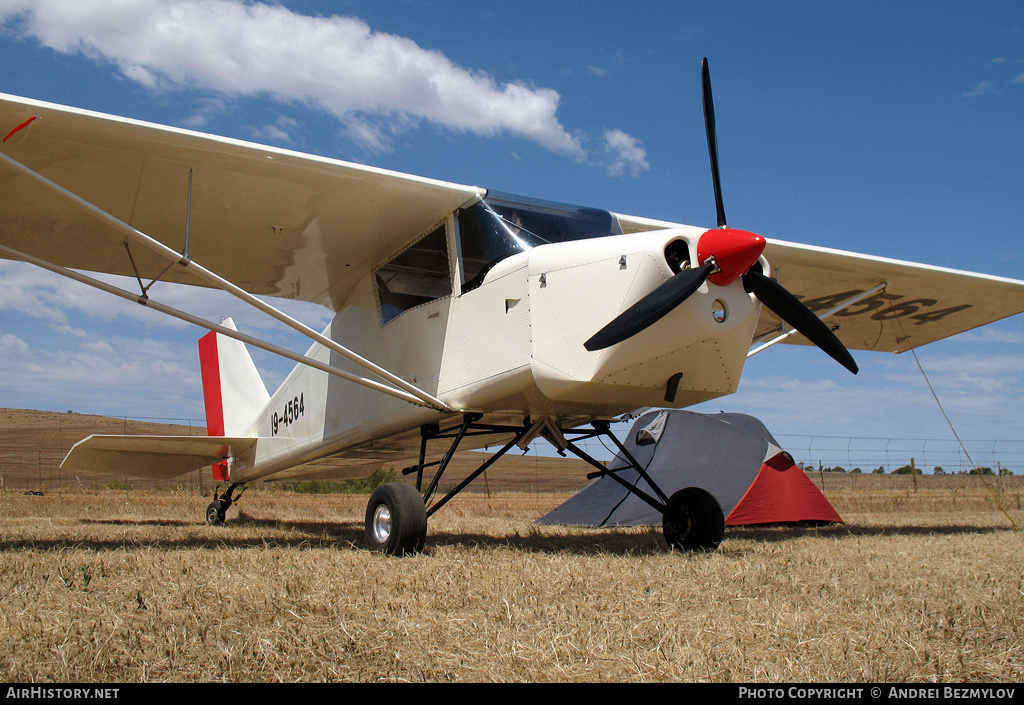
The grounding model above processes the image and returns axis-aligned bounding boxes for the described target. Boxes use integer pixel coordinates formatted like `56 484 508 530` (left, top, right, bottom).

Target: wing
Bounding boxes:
0 93 482 310
757 239 1024 353
61 435 257 480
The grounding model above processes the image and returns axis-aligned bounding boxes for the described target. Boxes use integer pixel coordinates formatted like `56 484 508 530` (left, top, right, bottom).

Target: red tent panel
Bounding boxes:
725 453 843 526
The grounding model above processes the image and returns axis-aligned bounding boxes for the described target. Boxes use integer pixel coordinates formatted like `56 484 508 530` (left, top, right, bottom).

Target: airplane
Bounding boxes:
2 59 1024 555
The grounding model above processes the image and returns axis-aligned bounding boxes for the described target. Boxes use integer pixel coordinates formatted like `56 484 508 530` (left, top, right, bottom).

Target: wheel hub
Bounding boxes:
372 504 393 543
668 506 694 539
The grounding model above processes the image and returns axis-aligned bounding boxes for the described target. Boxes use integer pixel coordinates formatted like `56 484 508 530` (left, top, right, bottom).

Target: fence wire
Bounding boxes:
1 414 1020 494
774 434 1024 476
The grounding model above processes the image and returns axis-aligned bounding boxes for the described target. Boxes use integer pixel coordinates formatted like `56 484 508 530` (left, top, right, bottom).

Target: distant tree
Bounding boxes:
826 465 846 473
850 467 862 474
933 466 946 475
969 467 995 475
872 466 886 474
894 464 920 475
999 467 1014 476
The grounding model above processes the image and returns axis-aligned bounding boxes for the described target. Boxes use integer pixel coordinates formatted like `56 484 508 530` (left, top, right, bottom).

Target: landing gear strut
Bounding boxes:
363 414 725 555
363 414 531 556
557 420 725 552
206 483 244 526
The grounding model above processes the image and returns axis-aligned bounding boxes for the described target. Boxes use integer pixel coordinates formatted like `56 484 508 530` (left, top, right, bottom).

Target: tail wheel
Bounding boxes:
365 482 427 556
663 487 724 552
206 500 227 526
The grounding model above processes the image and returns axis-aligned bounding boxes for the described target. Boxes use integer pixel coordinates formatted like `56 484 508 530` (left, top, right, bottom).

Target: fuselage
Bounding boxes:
226 193 765 483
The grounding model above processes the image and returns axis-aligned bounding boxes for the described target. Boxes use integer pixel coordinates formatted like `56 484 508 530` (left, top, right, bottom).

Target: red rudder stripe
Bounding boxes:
198 331 229 481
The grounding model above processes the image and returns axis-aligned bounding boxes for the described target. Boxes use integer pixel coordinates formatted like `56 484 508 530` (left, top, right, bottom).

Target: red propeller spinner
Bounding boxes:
696 227 766 286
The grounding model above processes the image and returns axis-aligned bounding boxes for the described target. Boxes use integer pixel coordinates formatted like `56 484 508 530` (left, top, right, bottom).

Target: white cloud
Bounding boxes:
0 331 202 417
601 129 650 177
249 116 300 145
962 81 995 97
178 97 229 130
0 0 599 158
0 331 29 355
956 327 1024 345
336 114 400 155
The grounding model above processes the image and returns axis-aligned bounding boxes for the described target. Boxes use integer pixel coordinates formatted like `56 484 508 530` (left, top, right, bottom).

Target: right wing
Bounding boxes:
755 239 1024 354
614 212 1024 357
0 93 483 310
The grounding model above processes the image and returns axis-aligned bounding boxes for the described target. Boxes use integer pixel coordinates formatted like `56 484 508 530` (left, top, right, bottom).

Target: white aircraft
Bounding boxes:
3 60 1023 554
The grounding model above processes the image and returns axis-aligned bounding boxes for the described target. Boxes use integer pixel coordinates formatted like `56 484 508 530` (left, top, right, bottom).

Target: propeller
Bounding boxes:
585 58 858 375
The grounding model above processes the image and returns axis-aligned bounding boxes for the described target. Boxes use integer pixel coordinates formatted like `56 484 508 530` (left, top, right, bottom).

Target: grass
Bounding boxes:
0 480 1022 683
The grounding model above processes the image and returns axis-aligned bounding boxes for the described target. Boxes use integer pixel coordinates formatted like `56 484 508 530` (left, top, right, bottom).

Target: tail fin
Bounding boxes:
198 318 270 439
199 319 269 481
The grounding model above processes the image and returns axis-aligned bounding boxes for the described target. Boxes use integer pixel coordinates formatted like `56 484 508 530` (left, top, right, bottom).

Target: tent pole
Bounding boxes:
560 422 670 514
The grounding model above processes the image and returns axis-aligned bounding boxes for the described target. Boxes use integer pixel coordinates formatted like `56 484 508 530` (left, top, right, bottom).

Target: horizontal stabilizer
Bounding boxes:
61 435 259 480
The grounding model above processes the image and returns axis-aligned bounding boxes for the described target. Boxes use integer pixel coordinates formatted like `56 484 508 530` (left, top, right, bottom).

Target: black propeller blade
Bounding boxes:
702 57 727 229
583 57 858 377
582 57 727 352
742 270 859 374
584 263 715 351
704 55 856 375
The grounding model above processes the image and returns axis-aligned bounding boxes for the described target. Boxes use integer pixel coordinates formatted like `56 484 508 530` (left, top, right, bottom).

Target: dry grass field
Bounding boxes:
0 482 1021 683
1 408 1022 682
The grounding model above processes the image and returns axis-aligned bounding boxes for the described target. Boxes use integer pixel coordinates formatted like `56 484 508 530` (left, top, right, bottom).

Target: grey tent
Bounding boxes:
538 409 841 528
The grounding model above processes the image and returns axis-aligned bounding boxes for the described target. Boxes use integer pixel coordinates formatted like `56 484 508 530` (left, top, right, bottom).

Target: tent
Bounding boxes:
538 409 842 528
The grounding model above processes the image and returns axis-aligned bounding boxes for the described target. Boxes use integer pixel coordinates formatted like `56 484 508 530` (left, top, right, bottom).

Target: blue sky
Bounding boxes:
0 1 1022 471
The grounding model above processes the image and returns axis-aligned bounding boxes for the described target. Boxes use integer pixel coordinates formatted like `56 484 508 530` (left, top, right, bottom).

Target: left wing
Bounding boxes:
0 93 482 310
754 239 1024 354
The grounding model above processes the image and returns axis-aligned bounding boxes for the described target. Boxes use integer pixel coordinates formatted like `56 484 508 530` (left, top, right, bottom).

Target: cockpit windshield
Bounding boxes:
457 191 621 293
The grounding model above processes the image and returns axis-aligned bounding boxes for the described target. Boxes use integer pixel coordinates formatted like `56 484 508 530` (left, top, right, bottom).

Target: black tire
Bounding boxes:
365 482 427 556
662 487 724 552
206 501 226 526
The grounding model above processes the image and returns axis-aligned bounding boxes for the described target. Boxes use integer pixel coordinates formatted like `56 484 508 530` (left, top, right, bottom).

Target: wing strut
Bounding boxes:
0 241 438 408
747 283 888 358
0 151 452 412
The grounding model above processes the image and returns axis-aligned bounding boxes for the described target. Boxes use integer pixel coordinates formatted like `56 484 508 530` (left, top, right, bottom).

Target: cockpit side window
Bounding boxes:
456 192 621 293
456 204 543 293
376 224 451 325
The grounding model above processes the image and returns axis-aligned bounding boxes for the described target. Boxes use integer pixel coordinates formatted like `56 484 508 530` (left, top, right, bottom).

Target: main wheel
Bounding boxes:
206 500 227 526
365 482 427 556
662 487 724 552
